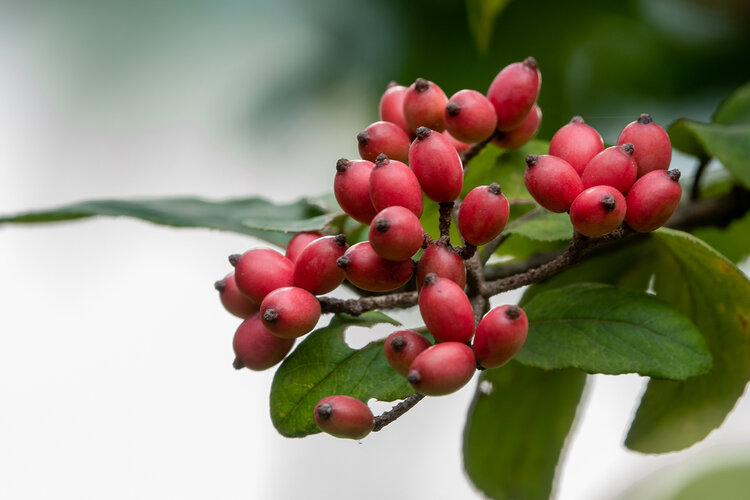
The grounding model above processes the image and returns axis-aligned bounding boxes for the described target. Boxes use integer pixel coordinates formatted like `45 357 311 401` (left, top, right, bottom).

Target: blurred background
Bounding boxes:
1 0 749 498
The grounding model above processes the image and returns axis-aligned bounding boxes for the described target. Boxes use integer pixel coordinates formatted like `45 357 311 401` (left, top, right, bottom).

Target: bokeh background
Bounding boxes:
1 1 749 498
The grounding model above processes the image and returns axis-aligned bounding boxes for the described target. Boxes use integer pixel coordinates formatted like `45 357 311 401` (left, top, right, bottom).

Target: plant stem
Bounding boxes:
372 393 425 432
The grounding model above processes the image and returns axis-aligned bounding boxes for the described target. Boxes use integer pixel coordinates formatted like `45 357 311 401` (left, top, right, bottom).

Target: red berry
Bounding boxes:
548 116 604 176
581 144 638 195
444 89 498 143
625 169 682 232
369 206 424 261
369 154 424 217
334 158 378 224
524 154 584 213
215 273 259 319
457 183 510 245
569 186 627 237
408 127 464 203
407 342 476 396
233 313 294 371
617 113 672 177
379 82 412 137
357 121 411 163
314 395 374 440
285 232 322 263
293 234 348 294
260 286 321 339
403 78 448 133
487 57 541 131
443 130 472 153
416 243 466 290
230 249 294 304
418 274 475 344
492 104 542 149
384 330 432 377
472 305 528 368
337 242 414 292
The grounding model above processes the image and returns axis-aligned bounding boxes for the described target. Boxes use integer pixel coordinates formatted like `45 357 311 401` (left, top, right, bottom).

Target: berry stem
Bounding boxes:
438 202 454 242
459 134 494 168
372 393 425 432
319 291 418 315
690 157 710 202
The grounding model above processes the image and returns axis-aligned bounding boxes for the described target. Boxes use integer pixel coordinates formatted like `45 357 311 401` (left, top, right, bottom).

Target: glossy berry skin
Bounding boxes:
260 286 321 339
369 206 424 261
407 342 476 396
408 127 464 202
334 158 378 224
379 82 412 137
487 57 541 131
384 330 432 377
443 130 472 153
215 273 259 318
524 154 584 213
293 234 348 294
285 232 322 263
357 121 411 164
625 169 682 232
444 89 498 143
569 186 627 237
416 243 466 290
492 104 542 149
230 249 294 304
419 274 475 344
337 242 414 292
582 144 638 195
618 113 672 177
403 78 448 133
548 116 604 175
369 154 424 217
314 395 374 440
233 313 294 371
458 183 510 245
473 305 528 369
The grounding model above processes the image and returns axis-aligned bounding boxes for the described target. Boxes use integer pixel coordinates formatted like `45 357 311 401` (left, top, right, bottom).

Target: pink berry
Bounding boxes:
229 249 294 304
569 186 627 237
384 330 432 377
260 286 321 339
233 313 294 371
334 158 378 225
625 169 682 232
418 274 475 344
337 242 414 292
285 232 322 263
407 342 476 396
215 272 259 319
369 206 424 261
581 144 638 195
524 154 584 213
548 116 604 176
314 395 374 440
487 57 541 131
369 154 424 217
472 305 528 368
457 183 510 245
444 89 498 143
408 127 464 203
357 121 411 163
416 243 466 290
617 113 672 177
403 78 448 133
379 82 412 137
293 234 348 295
492 104 542 149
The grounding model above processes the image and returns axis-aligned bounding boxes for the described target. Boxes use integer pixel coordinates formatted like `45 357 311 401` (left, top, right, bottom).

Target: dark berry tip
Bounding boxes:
375 218 390 233
336 158 350 173
601 195 617 211
214 279 226 292
488 182 502 195
356 131 369 145
336 255 350 270
622 143 635 156
525 154 539 167
505 305 521 320
263 308 279 323
232 357 244 370
406 371 421 385
228 254 241 267
414 78 429 92
316 403 333 420
415 126 432 140
523 56 538 70
333 234 347 247
446 101 460 116
386 80 399 89
375 153 389 166
570 115 585 124
423 273 438 286
668 169 681 182
390 336 406 352
638 113 653 124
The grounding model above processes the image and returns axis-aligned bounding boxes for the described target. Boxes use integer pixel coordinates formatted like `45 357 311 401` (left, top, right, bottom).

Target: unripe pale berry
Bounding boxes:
233 313 294 371
625 169 682 232
418 274 475 344
548 116 604 176
230 249 294 304
293 234 348 294
524 154 584 213
357 121 411 163
581 144 638 195
472 305 528 369
260 286 321 339
215 273 259 319
569 186 627 237
285 232 322 263
369 206 424 261
314 395 374 440
416 243 466 290
487 57 541 131
407 342 476 396
337 242 414 292
369 154 424 217
492 104 542 149
379 82 412 137
384 330 432 377
403 78 448 133
443 130 472 153
457 183 510 245
444 89 498 143
334 158 378 224
408 127 464 202
617 113 672 177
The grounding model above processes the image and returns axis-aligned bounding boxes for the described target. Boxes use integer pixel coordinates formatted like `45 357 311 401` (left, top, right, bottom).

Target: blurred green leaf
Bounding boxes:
493 233 567 260
465 0 513 53
507 210 572 241
713 81 750 125
692 210 750 263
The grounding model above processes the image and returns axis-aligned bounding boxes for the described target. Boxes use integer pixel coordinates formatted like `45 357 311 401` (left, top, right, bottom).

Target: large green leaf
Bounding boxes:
269 312 413 437
506 210 572 242
519 283 711 379
692 209 750 264
464 362 586 500
465 0 513 53
712 81 750 125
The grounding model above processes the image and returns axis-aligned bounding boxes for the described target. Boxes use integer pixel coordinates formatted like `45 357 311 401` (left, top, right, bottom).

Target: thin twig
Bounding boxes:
690 158 711 202
372 393 425 432
460 135 494 168
319 291 418 315
438 202 454 242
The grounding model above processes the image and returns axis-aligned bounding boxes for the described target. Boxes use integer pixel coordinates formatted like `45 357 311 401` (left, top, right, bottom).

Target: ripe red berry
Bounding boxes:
408 127 464 203
617 113 672 177
229 249 294 304
337 242 414 292
369 154 424 217
487 57 541 131
444 89 498 143
285 232 322 263
334 158 378 224
357 121 411 164
314 395 374 440
457 183 510 245
416 243 466 290
293 234 348 295
384 330 432 377
492 104 542 149
215 273 259 319
524 154 584 213
625 169 682 232
407 342 476 396
403 78 448 133
472 305 528 369
260 286 321 339
443 130 472 153
569 186 627 237
233 313 294 371
581 144 638 195
379 82 412 137
369 206 424 261
418 274 475 344
548 116 604 176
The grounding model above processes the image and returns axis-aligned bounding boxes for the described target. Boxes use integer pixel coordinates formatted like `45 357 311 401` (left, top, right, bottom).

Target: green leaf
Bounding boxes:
518 283 712 379
269 312 413 438
464 362 585 500
712 81 750 125
506 210 573 241
465 0 513 53
692 210 750 263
